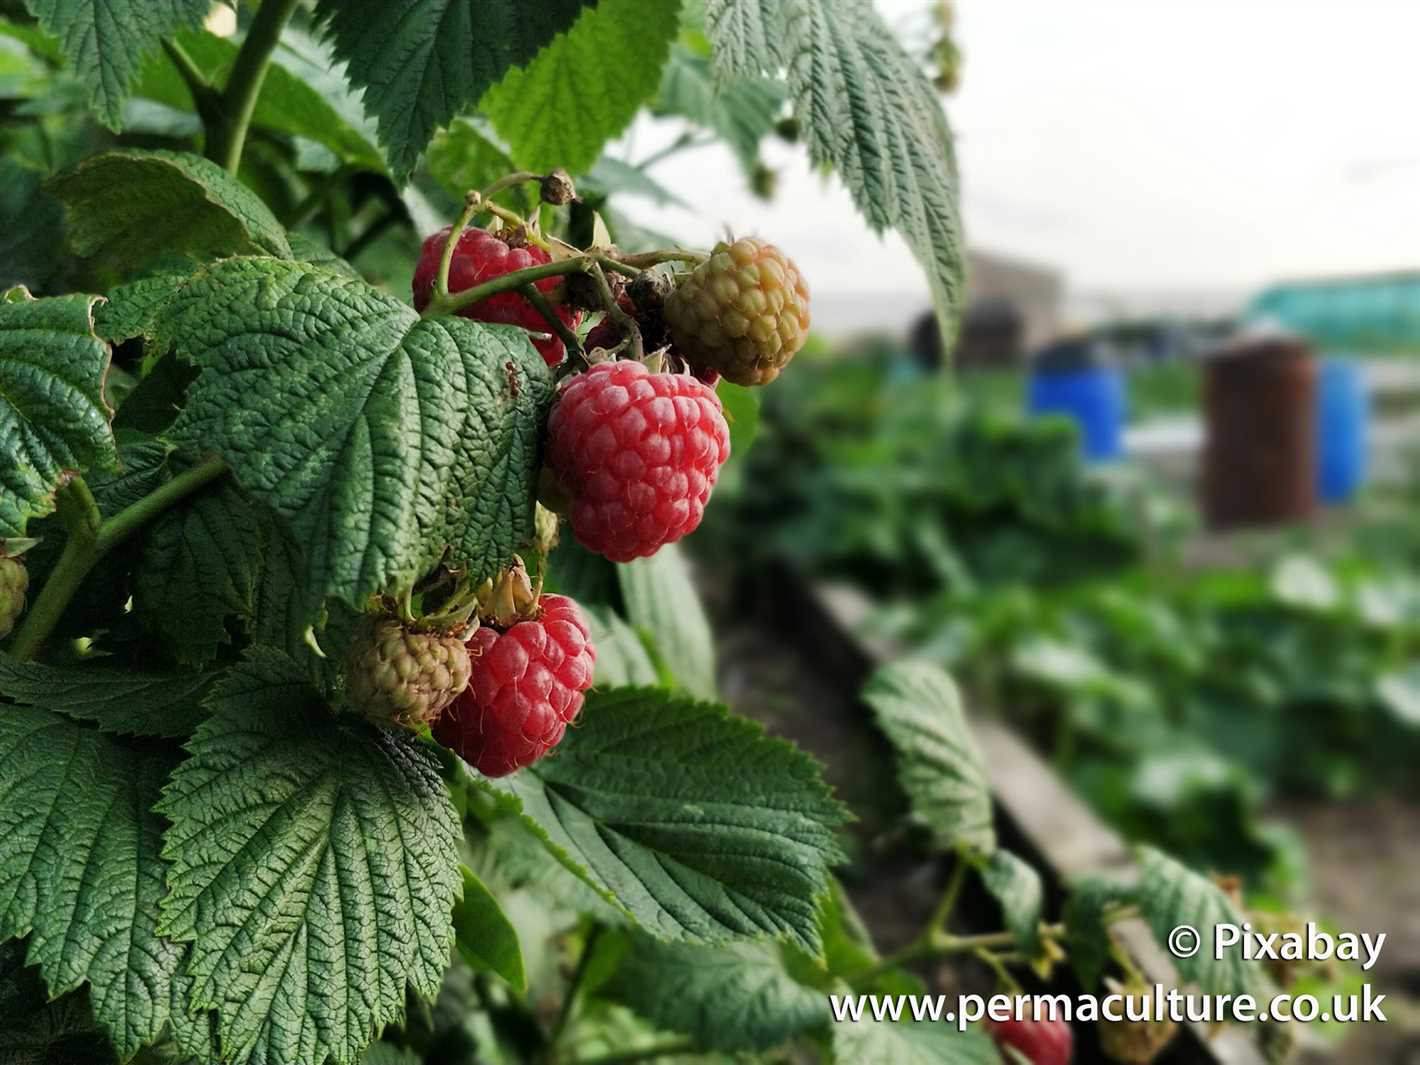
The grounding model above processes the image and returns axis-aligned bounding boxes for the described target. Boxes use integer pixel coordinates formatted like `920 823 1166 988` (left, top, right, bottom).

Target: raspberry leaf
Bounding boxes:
132 476 266 668
0 709 182 1058
21 0 209 128
0 158 67 292
1061 873 1134 992
157 649 462 1065
584 604 662 688
704 0 965 341
980 850 1044 956
0 287 115 539
617 544 717 700
314 0 595 180
452 865 526 993
831 1018 1001 1065
861 661 996 858
48 150 293 274
654 45 786 172
603 936 826 1052
0 655 210 738
481 0 682 174
1136 847 1274 999
138 257 551 620
478 687 848 954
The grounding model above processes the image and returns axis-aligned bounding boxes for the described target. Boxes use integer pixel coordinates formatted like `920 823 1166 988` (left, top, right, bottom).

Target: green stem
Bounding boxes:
589 262 642 360
521 285 584 355
550 924 602 1047
974 946 1023 995
7 458 228 662
428 257 592 318
481 171 541 202
161 38 216 106
569 1039 695 1065
619 249 707 270
844 925 1065 987
435 195 482 299
926 854 971 935
205 0 302 174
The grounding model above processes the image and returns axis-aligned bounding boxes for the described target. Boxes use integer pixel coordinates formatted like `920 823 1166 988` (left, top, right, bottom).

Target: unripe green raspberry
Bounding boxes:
0 557 27 639
663 237 810 386
343 618 472 729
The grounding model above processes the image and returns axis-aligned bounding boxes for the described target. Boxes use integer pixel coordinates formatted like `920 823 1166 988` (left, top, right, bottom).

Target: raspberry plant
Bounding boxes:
0 2 1294 1064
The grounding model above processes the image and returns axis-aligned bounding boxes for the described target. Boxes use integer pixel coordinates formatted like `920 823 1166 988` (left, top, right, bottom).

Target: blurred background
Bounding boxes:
631 2 1420 1061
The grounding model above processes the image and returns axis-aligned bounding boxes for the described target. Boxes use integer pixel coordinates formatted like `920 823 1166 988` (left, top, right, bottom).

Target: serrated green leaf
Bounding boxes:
655 44 785 170
704 0 965 341
141 256 553 618
603 935 825 1051
1061 874 1131 993
584 604 661 688
1137 847 1272 1000
0 287 115 538
617 544 716 699
133 28 386 175
0 709 182 1058
360 1044 422 1065
21 0 209 128
314 0 596 179
482 0 682 174
704 0 782 78
49 150 292 274
0 655 210 738
980 851 1042 956
157 649 462 1065
452 866 525 993
133 476 265 667
480 686 847 954
862 661 995 857
831 1016 1002 1064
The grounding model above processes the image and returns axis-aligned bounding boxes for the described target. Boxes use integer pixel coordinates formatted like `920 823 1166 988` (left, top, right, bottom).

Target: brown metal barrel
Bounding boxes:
1201 335 1317 529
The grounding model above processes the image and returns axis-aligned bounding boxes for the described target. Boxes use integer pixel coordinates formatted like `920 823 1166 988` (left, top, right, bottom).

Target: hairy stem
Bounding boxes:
481 171 541 202
427 257 593 319
435 195 482 300
205 0 302 174
589 262 642 360
7 458 228 662
521 284 584 355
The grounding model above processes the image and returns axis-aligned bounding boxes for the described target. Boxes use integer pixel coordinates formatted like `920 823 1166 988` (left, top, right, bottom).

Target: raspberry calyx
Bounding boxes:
544 360 731 562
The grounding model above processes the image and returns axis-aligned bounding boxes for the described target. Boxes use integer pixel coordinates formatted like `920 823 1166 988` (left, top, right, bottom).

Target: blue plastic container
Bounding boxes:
1027 341 1126 461
1315 358 1369 504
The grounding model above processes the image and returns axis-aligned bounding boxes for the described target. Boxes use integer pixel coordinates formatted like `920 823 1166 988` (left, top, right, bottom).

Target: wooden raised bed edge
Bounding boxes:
777 571 1334 1065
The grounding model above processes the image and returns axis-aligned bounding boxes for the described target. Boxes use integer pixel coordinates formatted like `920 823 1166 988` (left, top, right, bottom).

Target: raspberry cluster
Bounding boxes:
434 594 595 777
545 360 731 562
412 226 581 366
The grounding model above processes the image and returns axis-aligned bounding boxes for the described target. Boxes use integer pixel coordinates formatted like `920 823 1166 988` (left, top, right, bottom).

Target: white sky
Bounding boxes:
624 0 1420 324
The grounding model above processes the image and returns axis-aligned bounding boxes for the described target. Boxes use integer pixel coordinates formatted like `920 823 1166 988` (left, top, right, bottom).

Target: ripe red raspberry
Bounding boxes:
545 360 730 562
413 226 581 366
986 1017 1074 1065
663 237 810 386
433 594 595 777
